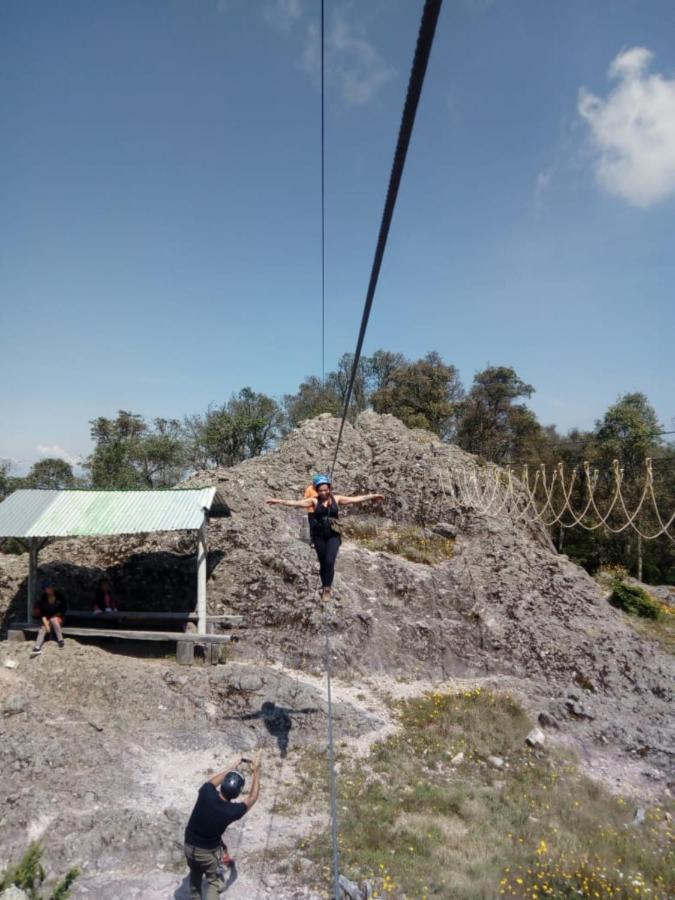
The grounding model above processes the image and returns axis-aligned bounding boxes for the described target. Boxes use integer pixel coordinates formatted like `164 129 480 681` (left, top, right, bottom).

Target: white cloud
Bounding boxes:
578 47 675 208
535 170 553 194
263 0 304 32
302 12 395 107
533 169 553 215
36 445 80 467
265 2 394 107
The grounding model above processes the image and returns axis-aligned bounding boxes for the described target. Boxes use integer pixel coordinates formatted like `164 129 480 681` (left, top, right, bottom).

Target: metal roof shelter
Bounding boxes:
0 488 230 634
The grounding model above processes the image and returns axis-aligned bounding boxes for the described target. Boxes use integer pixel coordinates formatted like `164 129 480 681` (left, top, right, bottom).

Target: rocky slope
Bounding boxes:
0 412 673 897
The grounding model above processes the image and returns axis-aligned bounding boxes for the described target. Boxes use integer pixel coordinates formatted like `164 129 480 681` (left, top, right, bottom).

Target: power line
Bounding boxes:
329 0 443 477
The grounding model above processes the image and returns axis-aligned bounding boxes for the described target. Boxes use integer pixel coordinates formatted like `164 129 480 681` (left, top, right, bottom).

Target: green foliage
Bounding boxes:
594 392 662 479
0 458 12 500
456 365 543 463
24 458 75 489
48 868 81 900
609 581 662 619
0 841 45 894
371 351 464 439
298 690 673 899
186 387 284 468
0 842 79 900
86 411 186 488
283 375 343 427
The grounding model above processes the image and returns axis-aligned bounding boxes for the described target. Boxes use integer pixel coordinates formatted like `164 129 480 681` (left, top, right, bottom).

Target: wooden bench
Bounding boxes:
7 621 237 666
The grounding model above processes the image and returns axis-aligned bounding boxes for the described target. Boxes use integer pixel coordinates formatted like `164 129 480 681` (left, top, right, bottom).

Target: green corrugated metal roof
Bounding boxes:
0 488 230 538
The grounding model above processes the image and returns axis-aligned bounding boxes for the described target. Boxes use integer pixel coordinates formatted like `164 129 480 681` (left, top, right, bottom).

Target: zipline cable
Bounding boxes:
319 4 444 897
321 0 326 385
329 0 444 477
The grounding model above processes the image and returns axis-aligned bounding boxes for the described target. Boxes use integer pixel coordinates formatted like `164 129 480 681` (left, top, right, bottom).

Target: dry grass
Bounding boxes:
627 607 675 654
340 519 454 565
294 690 674 899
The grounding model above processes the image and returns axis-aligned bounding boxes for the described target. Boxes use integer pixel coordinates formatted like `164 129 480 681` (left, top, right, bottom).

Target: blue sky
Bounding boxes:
1 0 674 470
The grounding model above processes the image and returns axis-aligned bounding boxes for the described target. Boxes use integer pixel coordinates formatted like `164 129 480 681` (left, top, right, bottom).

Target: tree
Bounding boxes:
25 458 75 489
0 459 12 500
86 411 186 488
456 366 541 463
591 393 665 581
226 387 285 458
283 376 343 428
186 388 283 469
366 349 407 395
371 352 464 439
593 393 663 480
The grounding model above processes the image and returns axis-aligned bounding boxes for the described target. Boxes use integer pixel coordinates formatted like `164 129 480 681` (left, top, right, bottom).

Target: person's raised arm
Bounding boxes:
209 756 243 787
266 497 315 509
334 493 385 506
243 751 262 810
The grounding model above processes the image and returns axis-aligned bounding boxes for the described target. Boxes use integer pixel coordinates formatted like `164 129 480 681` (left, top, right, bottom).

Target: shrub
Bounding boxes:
0 842 80 900
609 581 662 620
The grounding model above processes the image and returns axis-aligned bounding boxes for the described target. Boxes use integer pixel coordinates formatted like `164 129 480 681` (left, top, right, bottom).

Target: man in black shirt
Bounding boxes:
184 752 261 900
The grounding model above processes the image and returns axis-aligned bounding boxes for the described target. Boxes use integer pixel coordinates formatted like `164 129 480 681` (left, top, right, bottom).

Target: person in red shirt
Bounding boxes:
93 577 118 614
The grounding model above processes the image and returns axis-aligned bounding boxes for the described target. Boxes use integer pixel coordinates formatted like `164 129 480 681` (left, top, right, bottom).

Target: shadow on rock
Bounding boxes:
225 700 319 758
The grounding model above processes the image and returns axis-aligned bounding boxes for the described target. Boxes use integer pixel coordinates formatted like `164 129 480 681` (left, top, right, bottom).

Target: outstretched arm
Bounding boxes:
266 497 315 509
244 751 262 810
334 493 385 506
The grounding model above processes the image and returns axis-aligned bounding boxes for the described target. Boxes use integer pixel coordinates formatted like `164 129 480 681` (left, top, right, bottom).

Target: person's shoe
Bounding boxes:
57 640 65 648
31 646 42 656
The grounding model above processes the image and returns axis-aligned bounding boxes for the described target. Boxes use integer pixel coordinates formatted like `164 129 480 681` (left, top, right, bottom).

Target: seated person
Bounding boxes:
31 580 67 656
93 577 118 614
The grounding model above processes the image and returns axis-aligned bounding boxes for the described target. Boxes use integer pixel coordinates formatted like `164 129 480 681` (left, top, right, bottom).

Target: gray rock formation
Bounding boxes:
0 412 672 897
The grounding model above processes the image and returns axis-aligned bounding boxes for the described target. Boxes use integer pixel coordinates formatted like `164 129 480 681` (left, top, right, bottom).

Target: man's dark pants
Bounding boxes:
184 842 225 900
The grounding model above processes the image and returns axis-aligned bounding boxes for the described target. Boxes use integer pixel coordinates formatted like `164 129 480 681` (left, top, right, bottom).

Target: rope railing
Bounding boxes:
443 458 675 541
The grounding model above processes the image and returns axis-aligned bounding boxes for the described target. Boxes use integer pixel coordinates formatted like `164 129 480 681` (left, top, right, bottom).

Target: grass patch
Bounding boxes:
341 519 454 565
627 607 675 654
295 690 674 899
609 582 662 620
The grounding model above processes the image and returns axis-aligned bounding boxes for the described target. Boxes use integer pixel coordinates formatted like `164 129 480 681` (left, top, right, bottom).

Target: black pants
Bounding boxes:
313 534 341 588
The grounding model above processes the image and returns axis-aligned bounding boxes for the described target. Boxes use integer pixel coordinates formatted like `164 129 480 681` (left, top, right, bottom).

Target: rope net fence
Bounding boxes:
439 458 675 542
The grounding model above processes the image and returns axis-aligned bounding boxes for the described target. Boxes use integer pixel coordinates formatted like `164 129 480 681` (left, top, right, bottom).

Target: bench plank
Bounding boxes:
65 611 243 625
14 625 233 644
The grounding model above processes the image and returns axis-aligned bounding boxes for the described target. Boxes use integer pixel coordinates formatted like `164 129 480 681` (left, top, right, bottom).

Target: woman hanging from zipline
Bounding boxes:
266 474 385 601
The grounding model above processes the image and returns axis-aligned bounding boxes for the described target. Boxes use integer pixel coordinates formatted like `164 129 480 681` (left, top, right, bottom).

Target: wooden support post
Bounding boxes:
197 516 208 636
27 538 38 621
176 642 195 666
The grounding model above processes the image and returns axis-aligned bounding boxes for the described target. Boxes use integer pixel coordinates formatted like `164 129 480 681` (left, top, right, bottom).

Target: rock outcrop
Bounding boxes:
0 412 672 897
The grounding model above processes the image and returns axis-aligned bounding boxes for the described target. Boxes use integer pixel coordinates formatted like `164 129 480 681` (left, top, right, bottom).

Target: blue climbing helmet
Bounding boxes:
221 771 245 800
313 474 332 488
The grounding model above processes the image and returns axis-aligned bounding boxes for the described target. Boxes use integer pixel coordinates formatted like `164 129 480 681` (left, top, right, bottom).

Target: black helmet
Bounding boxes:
221 771 245 800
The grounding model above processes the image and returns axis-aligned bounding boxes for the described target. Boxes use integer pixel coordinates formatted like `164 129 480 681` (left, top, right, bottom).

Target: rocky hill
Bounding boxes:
0 412 672 898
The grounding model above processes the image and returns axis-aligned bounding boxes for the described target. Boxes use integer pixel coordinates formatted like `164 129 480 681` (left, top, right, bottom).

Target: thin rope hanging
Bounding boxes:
329 0 444 478
321 0 326 385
